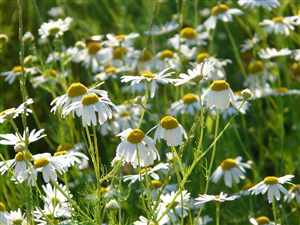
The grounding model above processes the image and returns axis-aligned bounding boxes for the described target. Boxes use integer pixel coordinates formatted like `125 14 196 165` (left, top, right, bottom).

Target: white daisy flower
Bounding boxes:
211 156 251 187
169 26 208 49
114 104 142 132
32 153 68 183
249 216 277 225
0 128 46 151
285 185 300 204
169 93 201 115
121 68 175 98
34 204 71 225
156 190 191 225
195 192 239 206
1 66 37 84
123 163 169 184
95 65 121 81
62 92 115 127
105 33 139 48
145 21 179 36
0 151 34 184
38 17 72 39
203 80 236 111
113 128 159 168
0 98 33 124
6 208 28 225
154 49 181 71
241 34 260 52
50 82 108 114
204 4 243 30
258 48 292 59
260 16 298 36
22 31 34 42
249 175 294 203
153 115 186 147
238 0 279 10
133 216 156 225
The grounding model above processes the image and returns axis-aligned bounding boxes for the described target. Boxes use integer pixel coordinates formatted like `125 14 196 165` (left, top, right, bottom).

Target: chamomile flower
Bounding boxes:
153 115 187 147
0 151 34 184
62 92 115 127
156 190 191 225
113 128 159 168
134 216 155 225
38 17 72 39
32 153 67 183
6 208 28 225
0 128 46 151
249 216 277 225
195 192 239 206
238 0 279 10
154 49 181 70
95 65 121 81
114 104 142 132
204 4 243 30
105 33 139 48
284 184 300 204
1 66 37 84
258 48 292 59
169 93 201 115
202 80 236 111
0 98 33 124
241 34 260 52
211 156 251 187
145 21 179 36
121 68 175 98
260 16 299 36
123 163 169 184
249 175 294 203
50 82 108 114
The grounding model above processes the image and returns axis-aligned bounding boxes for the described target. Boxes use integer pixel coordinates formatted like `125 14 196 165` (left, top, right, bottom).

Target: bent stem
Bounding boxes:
204 113 220 194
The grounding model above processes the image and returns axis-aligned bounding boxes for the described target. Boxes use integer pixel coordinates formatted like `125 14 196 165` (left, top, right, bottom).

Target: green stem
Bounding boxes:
216 202 220 225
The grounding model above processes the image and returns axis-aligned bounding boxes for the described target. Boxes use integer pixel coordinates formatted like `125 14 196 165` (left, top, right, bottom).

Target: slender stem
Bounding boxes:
224 22 247 79
216 202 220 225
272 199 279 224
204 113 220 194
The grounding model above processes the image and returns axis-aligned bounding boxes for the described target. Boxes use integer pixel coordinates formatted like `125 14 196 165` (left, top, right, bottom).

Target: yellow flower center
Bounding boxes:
12 66 24 73
87 42 102 55
272 16 284 23
242 182 254 190
15 151 32 161
98 186 109 194
210 80 230 91
34 158 49 168
264 176 279 185
151 180 162 188
54 150 68 156
182 93 199 104
56 144 73 152
220 158 237 170
160 115 179 129
196 52 210 63
211 4 229 16
0 34 8 43
276 87 288 94
49 27 60 35
139 50 152 62
180 27 197 39
160 50 174 60
0 202 6 211
44 69 58 78
291 62 300 74
256 216 270 224
127 129 145 144
67 82 88 97
115 34 126 41
113 47 127 59
120 112 130 117
105 66 117 74
141 71 155 79
247 60 264 74
139 167 151 174
81 93 99 106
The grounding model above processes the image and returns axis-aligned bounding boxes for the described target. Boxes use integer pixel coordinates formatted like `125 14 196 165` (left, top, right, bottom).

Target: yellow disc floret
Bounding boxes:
160 50 174 60
127 129 145 144
272 16 284 23
34 158 49 168
67 83 88 97
182 93 199 104
247 60 264 74
220 158 237 170
210 80 230 91
211 4 229 16
180 27 197 39
160 115 179 129
141 71 155 79
87 42 102 55
81 93 99 106
113 47 127 59
196 52 210 63
15 151 32 161
12 66 24 74
255 216 270 224
264 176 279 185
